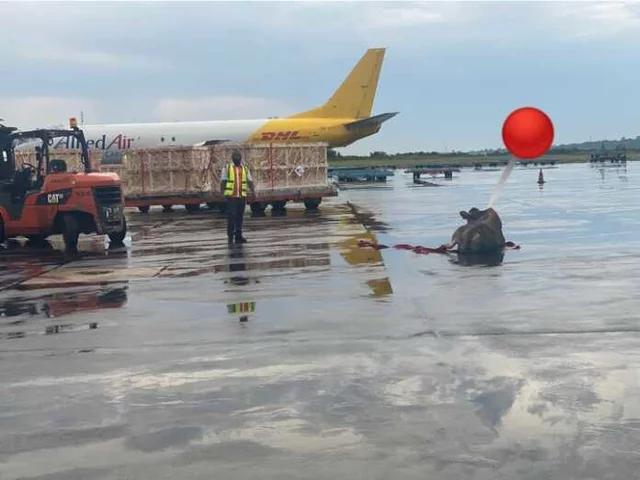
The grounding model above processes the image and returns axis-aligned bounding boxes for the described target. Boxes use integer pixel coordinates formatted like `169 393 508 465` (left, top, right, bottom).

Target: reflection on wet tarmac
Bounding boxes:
227 302 256 314
453 251 505 267
2 164 640 479
0 285 127 340
44 321 98 335
366 278 393 297
346 201 390 232
0 285 127 318
228 246 250 286
338 218 394 297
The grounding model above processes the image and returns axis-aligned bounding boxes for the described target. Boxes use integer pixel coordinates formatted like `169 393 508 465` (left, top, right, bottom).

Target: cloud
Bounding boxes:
13 47 158 69
574 2 640 26
360 4 447 29
151 96 294 122
545 2 640 38
0 95 295 128
0 3 169 69
0 96 100 129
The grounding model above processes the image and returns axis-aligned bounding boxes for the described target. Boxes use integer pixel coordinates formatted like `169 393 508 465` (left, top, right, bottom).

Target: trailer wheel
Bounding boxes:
185 203 201 212
271 200 287 212
62 214 80 252
217 202 227 214
250 202 266 214
138 206 150 213
108 218 127 245
162 205 173 212
206 202 217 210
303 198 322 210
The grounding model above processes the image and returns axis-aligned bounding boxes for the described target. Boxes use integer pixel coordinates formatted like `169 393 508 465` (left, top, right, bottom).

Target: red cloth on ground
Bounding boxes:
393 244 414 250
358 239 521 254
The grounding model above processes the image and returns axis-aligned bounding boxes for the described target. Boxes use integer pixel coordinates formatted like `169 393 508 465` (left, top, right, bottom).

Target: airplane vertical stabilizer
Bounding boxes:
290 48 385 119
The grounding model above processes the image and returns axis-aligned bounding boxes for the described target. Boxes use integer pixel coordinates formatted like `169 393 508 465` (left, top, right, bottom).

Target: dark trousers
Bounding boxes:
226 197 246 240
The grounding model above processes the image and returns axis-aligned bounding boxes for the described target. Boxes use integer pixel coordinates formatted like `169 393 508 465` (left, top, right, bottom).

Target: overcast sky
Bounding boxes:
1 1 640 154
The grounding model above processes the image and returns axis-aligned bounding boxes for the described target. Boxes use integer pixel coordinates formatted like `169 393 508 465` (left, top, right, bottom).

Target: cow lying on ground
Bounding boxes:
356 206 514 266
451 207 506 254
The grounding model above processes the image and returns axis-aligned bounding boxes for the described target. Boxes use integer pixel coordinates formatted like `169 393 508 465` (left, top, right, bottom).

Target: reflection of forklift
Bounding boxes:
0 285 128 319
0 122 126 250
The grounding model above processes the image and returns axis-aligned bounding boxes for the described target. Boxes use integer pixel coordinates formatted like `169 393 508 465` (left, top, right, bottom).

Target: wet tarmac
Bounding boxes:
1 162 640 479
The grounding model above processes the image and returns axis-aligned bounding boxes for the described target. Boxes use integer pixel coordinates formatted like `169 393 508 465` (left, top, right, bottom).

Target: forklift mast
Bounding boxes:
0 125 18 180
6 127 92 181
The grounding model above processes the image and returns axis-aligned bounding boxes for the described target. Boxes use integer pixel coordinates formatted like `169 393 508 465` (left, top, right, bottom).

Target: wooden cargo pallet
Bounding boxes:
16 143 334 206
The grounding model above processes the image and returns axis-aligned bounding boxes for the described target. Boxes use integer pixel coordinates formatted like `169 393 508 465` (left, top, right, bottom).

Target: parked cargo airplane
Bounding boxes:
52 48 396 152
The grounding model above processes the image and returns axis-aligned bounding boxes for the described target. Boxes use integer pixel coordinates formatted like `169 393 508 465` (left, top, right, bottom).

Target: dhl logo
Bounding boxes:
260 131 304 141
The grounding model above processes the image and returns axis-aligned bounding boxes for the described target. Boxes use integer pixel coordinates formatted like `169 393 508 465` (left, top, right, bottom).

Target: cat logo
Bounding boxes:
36 189 71 206
47 193 66 204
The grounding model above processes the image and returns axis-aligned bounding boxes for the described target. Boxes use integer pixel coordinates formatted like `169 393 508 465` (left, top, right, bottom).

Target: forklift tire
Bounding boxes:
62 215 80 252
138 206 150 213
108 218 127 245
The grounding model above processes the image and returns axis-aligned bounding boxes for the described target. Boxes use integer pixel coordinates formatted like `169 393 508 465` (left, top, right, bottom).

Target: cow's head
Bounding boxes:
460 207 492 223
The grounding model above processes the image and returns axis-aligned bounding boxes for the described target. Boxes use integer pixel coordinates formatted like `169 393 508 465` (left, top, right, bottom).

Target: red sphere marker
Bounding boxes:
502 107 554 159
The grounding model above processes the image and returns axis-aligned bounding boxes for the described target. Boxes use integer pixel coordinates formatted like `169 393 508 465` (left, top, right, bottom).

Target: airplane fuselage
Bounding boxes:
56 117 380 151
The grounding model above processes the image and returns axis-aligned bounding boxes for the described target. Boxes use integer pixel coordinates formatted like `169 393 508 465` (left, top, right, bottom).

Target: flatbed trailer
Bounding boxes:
124 185 336 213
329 167 394 182
405 167 460 181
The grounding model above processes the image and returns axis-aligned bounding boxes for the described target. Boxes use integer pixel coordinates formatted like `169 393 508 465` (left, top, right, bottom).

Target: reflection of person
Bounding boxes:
225 247 255 323
220 150 255 245
228 248 249 286
227 302 255 323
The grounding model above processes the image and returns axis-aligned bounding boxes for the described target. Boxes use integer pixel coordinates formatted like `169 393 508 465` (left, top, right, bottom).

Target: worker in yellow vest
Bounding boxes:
220 150 255 244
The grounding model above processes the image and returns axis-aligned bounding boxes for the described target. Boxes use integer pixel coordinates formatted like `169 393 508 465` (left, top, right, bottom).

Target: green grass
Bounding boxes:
328 152 638 169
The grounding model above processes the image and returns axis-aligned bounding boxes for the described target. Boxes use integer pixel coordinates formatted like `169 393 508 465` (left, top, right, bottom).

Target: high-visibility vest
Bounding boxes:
224 164 249 197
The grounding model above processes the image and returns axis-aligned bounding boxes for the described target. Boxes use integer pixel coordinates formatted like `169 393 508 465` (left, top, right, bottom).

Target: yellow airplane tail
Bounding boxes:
290 48 385 119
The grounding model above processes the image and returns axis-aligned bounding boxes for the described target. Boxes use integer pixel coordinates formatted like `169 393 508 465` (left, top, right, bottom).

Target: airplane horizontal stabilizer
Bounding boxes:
344 112 398 131
194 139 230 146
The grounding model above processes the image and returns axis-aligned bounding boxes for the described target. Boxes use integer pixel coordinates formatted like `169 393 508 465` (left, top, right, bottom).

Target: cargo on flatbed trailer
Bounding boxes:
17 143 336 213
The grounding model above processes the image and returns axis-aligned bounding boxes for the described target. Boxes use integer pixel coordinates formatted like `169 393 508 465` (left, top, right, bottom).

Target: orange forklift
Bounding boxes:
0 123 126 251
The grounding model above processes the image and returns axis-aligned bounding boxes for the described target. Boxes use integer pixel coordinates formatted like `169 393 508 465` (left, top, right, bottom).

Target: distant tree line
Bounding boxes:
331 135 640 160
361 150 509 159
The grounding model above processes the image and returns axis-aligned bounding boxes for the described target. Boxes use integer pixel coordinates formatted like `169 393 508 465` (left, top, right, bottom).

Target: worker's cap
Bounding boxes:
231 150 242 162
